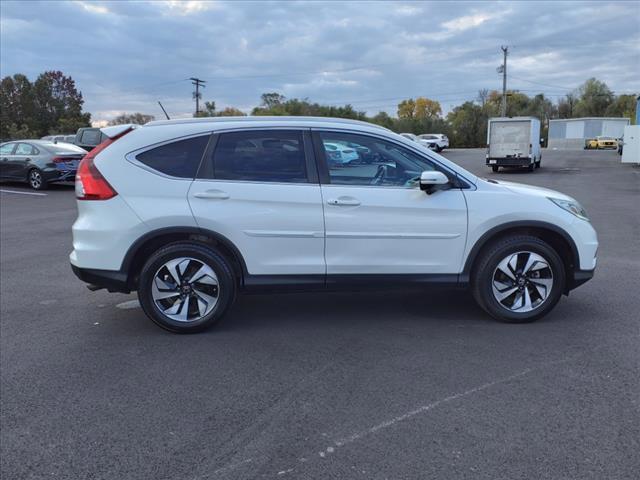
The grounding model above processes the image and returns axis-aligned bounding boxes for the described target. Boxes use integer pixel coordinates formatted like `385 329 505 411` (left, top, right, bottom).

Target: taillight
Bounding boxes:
52 156 67 163
75 127 133 200
75 156 117 200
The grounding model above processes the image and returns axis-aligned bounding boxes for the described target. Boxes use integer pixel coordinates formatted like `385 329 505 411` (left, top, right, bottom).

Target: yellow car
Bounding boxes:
585 136 618 149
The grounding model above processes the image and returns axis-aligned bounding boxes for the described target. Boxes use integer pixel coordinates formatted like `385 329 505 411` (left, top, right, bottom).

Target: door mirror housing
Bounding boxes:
419 171 449 194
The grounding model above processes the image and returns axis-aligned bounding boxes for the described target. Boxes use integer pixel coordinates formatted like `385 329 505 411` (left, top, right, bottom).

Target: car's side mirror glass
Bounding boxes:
419 171 449 194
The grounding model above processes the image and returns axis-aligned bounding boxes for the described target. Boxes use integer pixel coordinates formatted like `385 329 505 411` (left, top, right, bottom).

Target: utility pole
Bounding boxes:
190 77 206 115
500 46 508 117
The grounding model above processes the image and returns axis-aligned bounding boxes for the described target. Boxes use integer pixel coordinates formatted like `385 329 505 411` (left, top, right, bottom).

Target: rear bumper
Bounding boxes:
71 264 130 293
43 169 76 182
486 157 533 166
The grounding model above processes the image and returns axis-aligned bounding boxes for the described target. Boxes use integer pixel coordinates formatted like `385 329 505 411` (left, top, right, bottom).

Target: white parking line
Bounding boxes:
0 189 48 196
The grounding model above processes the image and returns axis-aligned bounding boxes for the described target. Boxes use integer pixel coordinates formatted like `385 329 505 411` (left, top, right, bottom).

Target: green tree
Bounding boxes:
605 94 637 123
108 112 155 125
446 101 487 148
194 101 217 117
574 78 614 117
216 107 246 116
0 74 36 139
32 71 91 135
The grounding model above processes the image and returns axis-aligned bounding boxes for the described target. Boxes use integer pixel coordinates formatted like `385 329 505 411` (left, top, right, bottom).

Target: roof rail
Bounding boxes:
145 115 391 131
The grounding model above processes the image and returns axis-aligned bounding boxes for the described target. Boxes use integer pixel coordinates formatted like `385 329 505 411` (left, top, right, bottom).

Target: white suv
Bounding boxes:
419 134 449 152
71 117 597 333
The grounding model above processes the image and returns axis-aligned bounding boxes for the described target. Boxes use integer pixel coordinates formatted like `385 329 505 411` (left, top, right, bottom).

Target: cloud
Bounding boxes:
442 12 496 32
74 0 110 15
0 0 637 123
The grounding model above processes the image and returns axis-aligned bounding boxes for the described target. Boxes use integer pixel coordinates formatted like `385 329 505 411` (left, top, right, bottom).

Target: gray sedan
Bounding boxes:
0 140 86 190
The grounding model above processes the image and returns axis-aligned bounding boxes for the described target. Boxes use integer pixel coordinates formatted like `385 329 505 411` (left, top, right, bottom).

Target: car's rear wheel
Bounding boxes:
138 242 236 333
28 169 47 190
471 235 565 323
491 165 499 172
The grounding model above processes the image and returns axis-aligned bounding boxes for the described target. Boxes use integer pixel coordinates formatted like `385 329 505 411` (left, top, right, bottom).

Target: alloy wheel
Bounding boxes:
491 251 553 313
152 257 219 322
29 170 42 189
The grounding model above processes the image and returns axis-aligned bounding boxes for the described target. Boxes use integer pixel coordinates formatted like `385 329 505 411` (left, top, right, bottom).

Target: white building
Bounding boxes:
548 117 630 149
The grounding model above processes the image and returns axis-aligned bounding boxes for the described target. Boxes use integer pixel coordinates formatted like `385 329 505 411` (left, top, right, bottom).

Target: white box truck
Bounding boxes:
486 117 542 172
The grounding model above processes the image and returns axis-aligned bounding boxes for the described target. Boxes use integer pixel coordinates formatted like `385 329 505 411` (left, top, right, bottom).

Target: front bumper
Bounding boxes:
567 268 595 292
71 264 131 293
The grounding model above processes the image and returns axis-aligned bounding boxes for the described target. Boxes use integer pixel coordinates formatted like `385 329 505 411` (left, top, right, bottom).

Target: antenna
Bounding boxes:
158 101 170 120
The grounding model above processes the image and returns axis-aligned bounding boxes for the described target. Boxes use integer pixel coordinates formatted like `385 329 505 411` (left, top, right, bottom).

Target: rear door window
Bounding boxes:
207 130 308 183
135 135 210 178
15 143 37 155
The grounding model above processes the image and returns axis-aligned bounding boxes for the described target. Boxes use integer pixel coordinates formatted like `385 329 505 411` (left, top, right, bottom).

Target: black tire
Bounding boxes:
471 235 566 323
436 146 443 152
535 158 541 169
28 169 47 190
138 242 236 333
527 163 535 172
492 165 499 172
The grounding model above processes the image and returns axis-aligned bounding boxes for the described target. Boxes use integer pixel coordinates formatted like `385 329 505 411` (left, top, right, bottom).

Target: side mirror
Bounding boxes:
540 138 544 145
419 171 449 194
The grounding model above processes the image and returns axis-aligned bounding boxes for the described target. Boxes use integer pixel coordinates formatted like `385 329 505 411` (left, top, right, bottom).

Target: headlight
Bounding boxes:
548 197 590 221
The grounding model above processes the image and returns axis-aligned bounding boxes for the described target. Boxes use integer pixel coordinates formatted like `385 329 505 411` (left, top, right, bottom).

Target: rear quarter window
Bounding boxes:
135 135 210 178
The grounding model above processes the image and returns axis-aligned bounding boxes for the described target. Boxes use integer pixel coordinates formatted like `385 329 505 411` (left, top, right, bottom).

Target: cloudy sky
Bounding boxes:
1 0 638 125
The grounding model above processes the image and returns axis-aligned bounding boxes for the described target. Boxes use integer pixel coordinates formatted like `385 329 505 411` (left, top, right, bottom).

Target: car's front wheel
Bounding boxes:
471 235 566 323
138 242 236 333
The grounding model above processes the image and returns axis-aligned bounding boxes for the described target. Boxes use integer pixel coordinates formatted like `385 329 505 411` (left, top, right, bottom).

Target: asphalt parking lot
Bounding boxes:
1 148 639 480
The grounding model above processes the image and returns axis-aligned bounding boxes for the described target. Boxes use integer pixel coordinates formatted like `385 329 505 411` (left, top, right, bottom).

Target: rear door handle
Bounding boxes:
193 189 230 200
327 197 361 207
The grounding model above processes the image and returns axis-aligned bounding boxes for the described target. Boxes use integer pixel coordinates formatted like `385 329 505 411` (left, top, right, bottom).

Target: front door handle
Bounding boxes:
193 189 230 200
327 197 361 207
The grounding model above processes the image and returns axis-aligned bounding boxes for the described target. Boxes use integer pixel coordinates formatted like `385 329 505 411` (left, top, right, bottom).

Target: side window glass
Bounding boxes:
210 130 307 183
15 143 33 155
135 135 209 178
0 144 15 155
318 132 436 187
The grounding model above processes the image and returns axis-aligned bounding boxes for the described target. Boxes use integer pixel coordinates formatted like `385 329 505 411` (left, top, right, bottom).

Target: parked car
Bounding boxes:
419 134 449 152
585 136 618 150
41 134 77 144
75 127 109 151
0 140 86 190
324 142 359 165
70 117 598 333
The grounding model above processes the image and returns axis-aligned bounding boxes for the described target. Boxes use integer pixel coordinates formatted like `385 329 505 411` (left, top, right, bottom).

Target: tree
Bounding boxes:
260 92 286 109
557 93 577 119
446 101 487 148
371 111 394 129
0 74 36 139
414 97 442 119
216 107 246 116
194 101 217 117
574 78 614 117
477 89 489 108
397 99 416 119
32 71 91 135
605 94 637 123
108 112 155 125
